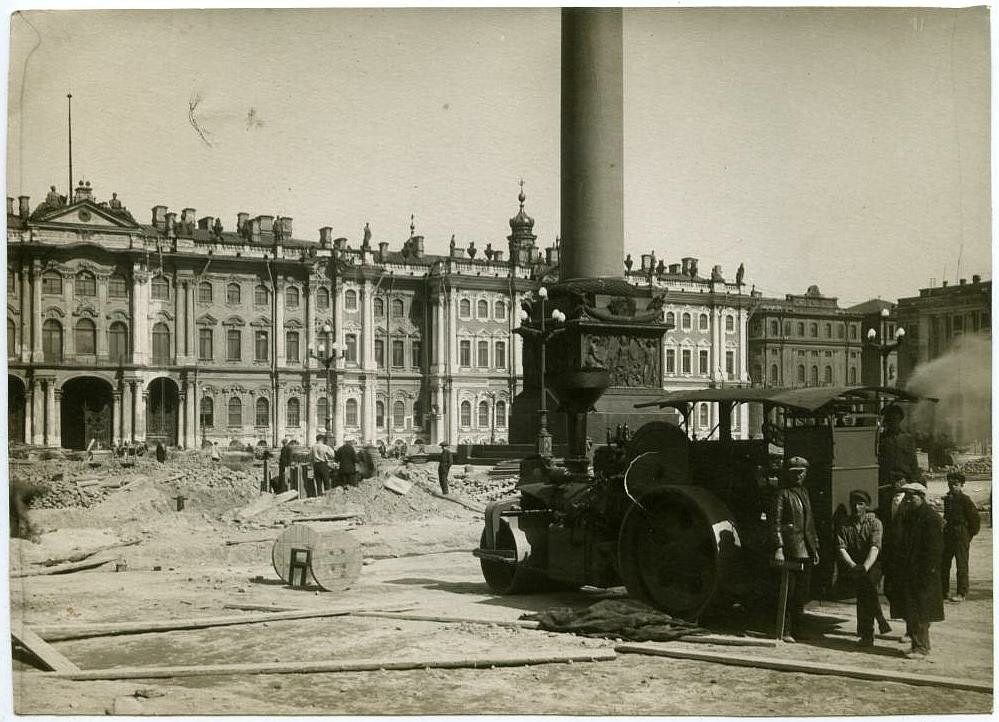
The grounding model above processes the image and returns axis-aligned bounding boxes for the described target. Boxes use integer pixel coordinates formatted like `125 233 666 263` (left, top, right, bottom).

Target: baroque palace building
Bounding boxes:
6 180 752 450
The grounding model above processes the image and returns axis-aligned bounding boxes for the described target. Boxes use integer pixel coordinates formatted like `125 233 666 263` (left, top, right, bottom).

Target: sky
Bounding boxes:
6 7 991 305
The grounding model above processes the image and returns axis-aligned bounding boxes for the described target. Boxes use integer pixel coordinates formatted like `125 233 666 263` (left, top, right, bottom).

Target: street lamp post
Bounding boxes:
866 307 905 409
516 286 567 459
308 322 345 439
485 390 497 445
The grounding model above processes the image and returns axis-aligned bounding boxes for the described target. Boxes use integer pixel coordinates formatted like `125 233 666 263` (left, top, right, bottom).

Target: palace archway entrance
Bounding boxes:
61 376 114 450
147 377 179 447
8 376 25 445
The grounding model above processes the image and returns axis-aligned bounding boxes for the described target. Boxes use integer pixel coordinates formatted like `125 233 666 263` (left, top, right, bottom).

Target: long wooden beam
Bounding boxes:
351 611 540 629
38 652 618 681
616 644 993 693
32 608 357 641
12 555 116 578
11 622 80 673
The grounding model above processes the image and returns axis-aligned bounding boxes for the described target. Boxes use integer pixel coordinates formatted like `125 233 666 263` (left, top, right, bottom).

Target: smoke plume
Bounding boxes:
905 335 991 449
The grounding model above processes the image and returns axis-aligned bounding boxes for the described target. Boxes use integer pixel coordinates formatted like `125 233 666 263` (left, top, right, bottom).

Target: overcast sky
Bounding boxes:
7 8 990 305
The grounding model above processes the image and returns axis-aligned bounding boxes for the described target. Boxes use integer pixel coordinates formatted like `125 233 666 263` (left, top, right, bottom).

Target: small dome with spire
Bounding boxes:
508 179 535 234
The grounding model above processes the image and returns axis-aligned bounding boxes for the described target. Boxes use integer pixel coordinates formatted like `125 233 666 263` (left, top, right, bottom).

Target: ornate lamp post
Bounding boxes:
866 307 906 389
308 322 345 437
516 286 567 459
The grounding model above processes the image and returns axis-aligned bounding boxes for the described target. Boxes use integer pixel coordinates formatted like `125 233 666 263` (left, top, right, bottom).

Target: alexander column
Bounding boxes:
511 8 671 465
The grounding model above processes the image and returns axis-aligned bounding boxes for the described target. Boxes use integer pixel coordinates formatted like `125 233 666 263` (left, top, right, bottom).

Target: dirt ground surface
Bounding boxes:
9 453 994 715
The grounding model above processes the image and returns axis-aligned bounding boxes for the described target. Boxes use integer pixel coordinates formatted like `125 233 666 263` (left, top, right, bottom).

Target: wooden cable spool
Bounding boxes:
271 523 362 592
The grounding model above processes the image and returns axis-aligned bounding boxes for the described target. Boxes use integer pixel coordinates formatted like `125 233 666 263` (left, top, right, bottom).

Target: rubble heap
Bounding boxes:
958 456 992 476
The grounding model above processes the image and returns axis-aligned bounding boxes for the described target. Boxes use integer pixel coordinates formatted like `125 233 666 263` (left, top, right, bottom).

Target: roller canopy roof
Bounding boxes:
635 386 930 414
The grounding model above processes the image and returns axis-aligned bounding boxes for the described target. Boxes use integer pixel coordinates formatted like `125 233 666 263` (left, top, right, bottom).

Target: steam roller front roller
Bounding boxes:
618 487 739 619
477 508 571 594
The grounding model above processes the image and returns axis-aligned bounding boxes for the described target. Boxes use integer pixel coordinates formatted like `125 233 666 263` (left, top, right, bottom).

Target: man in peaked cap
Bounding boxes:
836 489 891 647
894 482 945 658
941 470 980 603
769 456 820 642
438 441 454 496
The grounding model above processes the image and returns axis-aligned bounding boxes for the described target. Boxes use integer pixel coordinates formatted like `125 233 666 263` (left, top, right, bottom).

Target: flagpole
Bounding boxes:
67 93 73 201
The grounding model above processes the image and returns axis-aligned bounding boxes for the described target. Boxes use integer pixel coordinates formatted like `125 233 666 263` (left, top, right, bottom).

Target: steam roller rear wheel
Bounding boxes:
618 492 718 618
479 525 562 595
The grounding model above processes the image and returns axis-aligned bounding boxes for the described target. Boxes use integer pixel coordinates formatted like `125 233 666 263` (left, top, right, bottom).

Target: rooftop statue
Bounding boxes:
736 262 745 286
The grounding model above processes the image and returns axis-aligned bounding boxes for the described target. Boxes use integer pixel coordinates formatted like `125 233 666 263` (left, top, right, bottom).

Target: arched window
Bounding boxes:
725 315 734 332
316 287 330 310
478 401 490 427
665 312 676 329
42 319 62 361
797 364 805 385
496 401 507 428
391 299 404 318
227 397 242 427
809 323 818 338
285 331 300 363
770 320 779 336
151 275 169 300
699 314 709 331
315 397 328 430
198 281 213 303
797 322 805 336
345 398 359 427
824 323 832 339
287 398 301 427
200 397 214 428
7 318 15 357
74 318 96 355
477 299 489 318
681 313 691 330
849 367 857 384
108 274 128 298
255 397 270 427
376 401 385 428
75 271 96 297
343 289 356 311
752 364 762 383
698 403 709 428
286 286 300 309
42 271 62 295
108 322 129 362
152 322 171 364
460 401 472 427
837 324 845 340
770 364 779 385
413 400 423 428
226 283 241 305
784 322 791 335
254 285 269 306
494 300 506 320
810 366 819 385
459 299 471 319
824 366 833 385
393 400 405 428
374 298 385 317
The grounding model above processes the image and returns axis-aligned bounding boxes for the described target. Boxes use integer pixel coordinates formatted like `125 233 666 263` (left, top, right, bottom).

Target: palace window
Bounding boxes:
459 299 471 319
725 350 735 378
375 339 385 368
699 349 709 374
411 340 422 369
316 398 328 430
726 315 735 332
74 318 96 355
459 340 471 367
809 323 818 338
392 339 405 368
374 298 384 317
392 299 404 319
681 349 691 374
227 329 241 361
797 322 805 336
316 287 330 311
376 401 385 429
152 322 171 364
42 319 62 361
198 281 213 303
665 312 676 329
286 331 300 363
494 300 506 320
849 367 858 384
477 300 489 318
496 401 506 428
227 397 242 427
478 401 490 427
682 313 692 330
76 271 96 297
151 276 169 300
254 330 268 361
42 271 63 295
108 274 128 298
200 397 214 428
797 365 805 385
345 334 358 363
199 328 213 361
255 398 270 427
345 399 359 427
700 314 709 331
460 401 472 427
770 320 779 336
344 289 357 311
287 398 301 427
698 403 709 428
666 349 676 374
810 366 819 385
494 341 505 369
477 340 489 367
393 400 405 429
254 285 269 306
824 366 833 385
770 364 779 385
226 283 241 305
286 286 300 309
7 319 14 357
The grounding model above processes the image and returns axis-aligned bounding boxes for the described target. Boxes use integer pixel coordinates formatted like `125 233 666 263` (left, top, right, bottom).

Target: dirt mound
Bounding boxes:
958 456 992 475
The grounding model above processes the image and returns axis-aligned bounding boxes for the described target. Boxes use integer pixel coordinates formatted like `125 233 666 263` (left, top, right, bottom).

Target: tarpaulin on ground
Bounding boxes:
523 599 708 642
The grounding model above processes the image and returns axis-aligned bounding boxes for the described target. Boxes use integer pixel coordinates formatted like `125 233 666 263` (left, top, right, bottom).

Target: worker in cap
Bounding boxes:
835 488 891 647
877 404 919 487
942 470 980 603
438 441 454 496
276 437 293 493
769 455 819 642
893 479 944 658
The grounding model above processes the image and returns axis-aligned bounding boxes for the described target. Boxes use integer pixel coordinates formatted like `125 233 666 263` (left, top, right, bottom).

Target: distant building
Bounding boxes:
845 298 901 387
748 285 864 389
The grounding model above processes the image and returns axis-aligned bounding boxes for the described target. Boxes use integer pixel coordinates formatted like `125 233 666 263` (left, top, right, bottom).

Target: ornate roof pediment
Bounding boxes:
30 199 141 230
197 313 219 326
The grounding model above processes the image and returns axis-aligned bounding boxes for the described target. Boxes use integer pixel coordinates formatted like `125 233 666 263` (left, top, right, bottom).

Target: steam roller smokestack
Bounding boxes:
560 8 624 282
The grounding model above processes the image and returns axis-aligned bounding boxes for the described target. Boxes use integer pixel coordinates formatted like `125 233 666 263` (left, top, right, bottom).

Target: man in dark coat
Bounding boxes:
895 482 945 659
769 456 820 642
438 442 454 495
877 405 919 486
277 438 293 493
941 470 980 602
334 441 358 487
835 489 891 647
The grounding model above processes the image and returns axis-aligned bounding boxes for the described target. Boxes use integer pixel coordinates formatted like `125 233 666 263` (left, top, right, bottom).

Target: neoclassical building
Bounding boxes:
6 180 752 450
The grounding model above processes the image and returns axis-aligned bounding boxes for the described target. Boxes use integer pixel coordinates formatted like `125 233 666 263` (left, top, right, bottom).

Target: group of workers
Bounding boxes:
275 435 361 495
771 404 981 659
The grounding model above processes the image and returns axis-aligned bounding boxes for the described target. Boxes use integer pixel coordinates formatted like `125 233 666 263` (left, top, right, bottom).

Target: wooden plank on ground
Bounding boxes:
223 535 279 546
615 644 993 694
222 603 301 613
34 607 357 642
291 513 361 523
234 490 298 521
42 651 618 681
426 489 485 513
680 634 777 648
11 621 80 672
12 555 116 578
40 539 140 567
352 611 540 629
